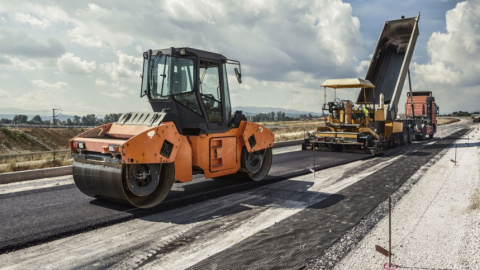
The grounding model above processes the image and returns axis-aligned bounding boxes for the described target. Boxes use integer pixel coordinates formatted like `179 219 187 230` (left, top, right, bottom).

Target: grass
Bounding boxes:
0 152 72 173
437 117 460 126
265 120 326 142
277 134 307 141
0 150 69 163
1 128 30 142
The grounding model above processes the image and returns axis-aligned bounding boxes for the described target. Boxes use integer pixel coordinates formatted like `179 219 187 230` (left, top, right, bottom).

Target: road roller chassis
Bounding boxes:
70 47 274 208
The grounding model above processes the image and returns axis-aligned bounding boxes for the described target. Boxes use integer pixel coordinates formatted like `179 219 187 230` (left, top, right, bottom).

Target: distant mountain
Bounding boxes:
0 113 75 122
233 106 322 117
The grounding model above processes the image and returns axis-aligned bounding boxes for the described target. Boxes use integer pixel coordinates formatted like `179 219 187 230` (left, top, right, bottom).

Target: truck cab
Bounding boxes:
405 91 439 140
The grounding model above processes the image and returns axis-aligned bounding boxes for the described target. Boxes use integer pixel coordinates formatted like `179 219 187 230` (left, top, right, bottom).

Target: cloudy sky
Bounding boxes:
0 0 478 117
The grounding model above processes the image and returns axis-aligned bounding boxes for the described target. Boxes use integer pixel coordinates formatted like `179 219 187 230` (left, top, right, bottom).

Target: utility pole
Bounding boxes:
52 108 62 126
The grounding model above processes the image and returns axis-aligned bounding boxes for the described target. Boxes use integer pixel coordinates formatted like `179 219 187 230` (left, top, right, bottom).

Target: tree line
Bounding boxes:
451 111 477 117
1 110 321 126
249 111 319 122
0 113 122 126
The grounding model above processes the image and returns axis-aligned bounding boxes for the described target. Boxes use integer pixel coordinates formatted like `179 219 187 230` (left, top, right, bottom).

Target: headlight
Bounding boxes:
74 142 85 149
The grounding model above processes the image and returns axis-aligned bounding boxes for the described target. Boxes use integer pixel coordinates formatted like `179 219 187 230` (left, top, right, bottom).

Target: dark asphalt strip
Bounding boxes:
0 151 372 254
187 129 469 270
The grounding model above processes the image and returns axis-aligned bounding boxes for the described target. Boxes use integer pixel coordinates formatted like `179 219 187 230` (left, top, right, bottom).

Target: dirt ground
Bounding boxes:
437 117 460 125
0 127 84 154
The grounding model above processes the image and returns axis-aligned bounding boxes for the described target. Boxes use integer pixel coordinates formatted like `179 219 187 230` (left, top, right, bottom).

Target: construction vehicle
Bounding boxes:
472 114 480 123
404 91 439 140
302 15 428 154
70 47 274 208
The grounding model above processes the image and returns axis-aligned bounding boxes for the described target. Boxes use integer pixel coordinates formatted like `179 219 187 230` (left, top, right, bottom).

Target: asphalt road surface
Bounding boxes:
0 119 473 269
0 145 369 254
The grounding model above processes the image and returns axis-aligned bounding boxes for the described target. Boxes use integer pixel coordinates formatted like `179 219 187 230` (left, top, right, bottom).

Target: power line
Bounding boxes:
52 108 62 126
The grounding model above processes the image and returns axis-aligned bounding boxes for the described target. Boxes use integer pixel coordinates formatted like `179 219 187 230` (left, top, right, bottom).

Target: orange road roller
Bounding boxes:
70 47 274 208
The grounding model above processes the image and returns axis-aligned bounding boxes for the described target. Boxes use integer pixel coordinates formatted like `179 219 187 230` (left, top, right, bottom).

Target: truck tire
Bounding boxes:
388 139 395 149
407 128 413 143
301 139 310 150
332 144 343 152
418 128 426 141
401 129 408 145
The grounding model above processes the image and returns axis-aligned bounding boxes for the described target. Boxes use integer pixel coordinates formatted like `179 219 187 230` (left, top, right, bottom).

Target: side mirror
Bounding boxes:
234 68 242 84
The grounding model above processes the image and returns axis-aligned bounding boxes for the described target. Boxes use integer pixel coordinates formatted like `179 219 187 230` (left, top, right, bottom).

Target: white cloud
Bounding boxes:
103 50 141 81
356 59 371 78
100 91 127 99
0 88 100 116
1 0 475 115
0 55 12 65
14 12 51 29
66 4 133 48
95 79 108 86
413 1 480 87
0 88 12 98
3 2 132 49
31 79 69 91
162 0 363 81
57 53 96 74
4 3 71 25
0 28 65 58
67 24 104 48
229 73 325 113
164 0 223 24
412 0 480 113
0 55 43 70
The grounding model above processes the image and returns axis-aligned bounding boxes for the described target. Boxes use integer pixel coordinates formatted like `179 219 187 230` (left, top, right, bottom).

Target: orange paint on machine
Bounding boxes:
70 47 274 208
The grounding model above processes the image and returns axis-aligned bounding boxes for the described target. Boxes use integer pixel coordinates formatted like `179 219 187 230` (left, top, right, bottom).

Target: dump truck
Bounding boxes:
70 47 274 208
302 15 425 154
404 91 439 140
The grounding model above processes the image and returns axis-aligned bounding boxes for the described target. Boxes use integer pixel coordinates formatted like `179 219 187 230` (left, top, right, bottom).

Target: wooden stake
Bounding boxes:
388 196 392 267
375 196 394 268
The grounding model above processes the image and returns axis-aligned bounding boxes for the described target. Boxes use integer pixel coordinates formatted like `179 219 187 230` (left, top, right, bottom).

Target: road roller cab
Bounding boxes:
70 47 274 208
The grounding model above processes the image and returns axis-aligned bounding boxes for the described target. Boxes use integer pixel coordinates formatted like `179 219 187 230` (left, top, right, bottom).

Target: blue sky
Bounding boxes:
0 0 478 116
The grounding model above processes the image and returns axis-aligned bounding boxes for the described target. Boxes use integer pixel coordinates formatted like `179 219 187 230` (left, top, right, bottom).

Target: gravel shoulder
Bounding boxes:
333 127 480 269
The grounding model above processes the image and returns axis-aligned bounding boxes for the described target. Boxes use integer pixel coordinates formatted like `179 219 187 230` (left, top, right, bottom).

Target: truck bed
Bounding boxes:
357 15 420 121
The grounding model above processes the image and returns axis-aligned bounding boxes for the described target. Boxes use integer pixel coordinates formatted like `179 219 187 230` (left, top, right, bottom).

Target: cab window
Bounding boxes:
200 61 222 123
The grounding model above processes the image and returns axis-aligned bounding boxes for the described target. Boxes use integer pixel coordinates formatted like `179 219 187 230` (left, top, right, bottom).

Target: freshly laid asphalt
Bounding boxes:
0 148 369 254
188 129 469 269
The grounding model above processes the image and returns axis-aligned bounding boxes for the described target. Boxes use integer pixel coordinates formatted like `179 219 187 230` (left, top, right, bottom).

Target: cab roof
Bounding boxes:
151 47 227 62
